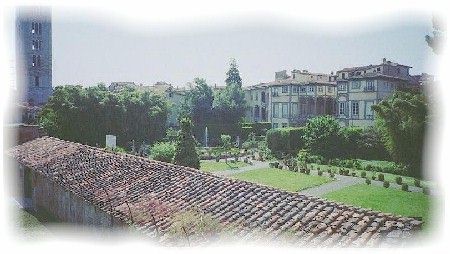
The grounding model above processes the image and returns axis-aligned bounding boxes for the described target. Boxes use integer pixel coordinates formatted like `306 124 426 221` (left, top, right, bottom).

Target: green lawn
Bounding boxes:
308 163 433 188
200 160 249 172
323 184 431 224
231 168 332 192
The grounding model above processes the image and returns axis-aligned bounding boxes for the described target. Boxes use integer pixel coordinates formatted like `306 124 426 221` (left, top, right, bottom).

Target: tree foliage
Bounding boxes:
38 85 168 148
302 115 341 160
425 15 445 54
180 78 214 141
372 91 428 177
211 58 247 140
150 141 176 163
174 118 200 169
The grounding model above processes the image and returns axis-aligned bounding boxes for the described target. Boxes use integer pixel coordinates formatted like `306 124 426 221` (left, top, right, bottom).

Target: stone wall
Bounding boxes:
24 166 124 228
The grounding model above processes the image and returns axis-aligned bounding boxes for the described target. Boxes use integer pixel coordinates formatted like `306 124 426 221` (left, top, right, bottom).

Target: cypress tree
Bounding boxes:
174 118 200 169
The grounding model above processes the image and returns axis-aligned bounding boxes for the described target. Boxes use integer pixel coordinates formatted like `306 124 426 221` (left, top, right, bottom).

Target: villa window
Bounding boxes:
351 81 361 89
327 86 333 93
273 103 279 118
300 87 306 93
341 73 345 79
318 86 324 93
282 103 289 118
255 92 258 101
351 101 359 117
338 84 347 91
273 123 279 129
261 91 266 103
366 81 375 91
308 86 314 92
365 101 374 119
292 86 298 93
291 102 298 117
339 102 346 116
281 123 288 128
282 86 288 93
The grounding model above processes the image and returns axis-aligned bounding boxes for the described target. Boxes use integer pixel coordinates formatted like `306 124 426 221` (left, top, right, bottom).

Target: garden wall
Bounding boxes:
20 165 124 228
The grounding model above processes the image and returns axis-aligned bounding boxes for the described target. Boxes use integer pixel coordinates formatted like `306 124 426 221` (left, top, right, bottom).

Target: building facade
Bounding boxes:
15 7 52 106
336 58 422 128
245 70 337 128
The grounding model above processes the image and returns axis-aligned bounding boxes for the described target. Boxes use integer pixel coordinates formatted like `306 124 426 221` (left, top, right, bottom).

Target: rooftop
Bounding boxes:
7 137 422 246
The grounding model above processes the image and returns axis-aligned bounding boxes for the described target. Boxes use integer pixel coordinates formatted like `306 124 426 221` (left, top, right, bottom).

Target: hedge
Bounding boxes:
241 122 271 139
266 127 306 157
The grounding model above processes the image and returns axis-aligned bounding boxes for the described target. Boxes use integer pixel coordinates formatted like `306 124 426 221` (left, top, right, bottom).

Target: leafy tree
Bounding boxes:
180 78 214 140
149 141 176 163
38 85 168 148
302 116 341 160
425 15 445 54
372 91 428 178
174 118 200 169
212 59 247 139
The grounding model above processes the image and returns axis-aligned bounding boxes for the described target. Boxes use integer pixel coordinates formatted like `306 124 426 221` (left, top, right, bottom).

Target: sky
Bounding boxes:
9 7 438 88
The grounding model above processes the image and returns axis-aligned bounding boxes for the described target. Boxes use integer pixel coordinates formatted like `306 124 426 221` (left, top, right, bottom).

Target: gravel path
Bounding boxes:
214 160 270 177
300 171 432 196
299 174 364 196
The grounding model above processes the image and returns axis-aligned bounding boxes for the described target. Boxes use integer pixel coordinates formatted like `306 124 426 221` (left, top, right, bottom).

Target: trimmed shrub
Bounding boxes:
360 171 367 178
378 173 385 182
422 186 430 195
329 172 335 178
364 164 374 172
401 183 409 191
318 170 323 176
150 141 176 163
365 178 371 185
371 175 376 180
395 176 403 185
414 179 422 187
351 172 357 177
383 181 390 188
305 168 311 175
269 161 279 168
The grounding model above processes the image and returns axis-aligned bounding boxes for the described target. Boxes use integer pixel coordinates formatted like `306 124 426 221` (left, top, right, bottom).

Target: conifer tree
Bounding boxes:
174 118 200 169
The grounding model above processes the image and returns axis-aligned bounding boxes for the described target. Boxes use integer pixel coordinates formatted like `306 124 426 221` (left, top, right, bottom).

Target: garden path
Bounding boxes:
214 160 270 177
299 171 433 196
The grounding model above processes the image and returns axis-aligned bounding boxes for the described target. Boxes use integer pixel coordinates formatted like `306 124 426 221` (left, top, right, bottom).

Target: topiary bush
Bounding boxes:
378 173 385 181
329 172 335 178
318 170 323 176
414 178 422 187
401 183 409 191
150 141 176 163
365 178 371 185
360 171 367 178
371 175 376 180
305 168 311 175
383 180 390 188
395 176 403 185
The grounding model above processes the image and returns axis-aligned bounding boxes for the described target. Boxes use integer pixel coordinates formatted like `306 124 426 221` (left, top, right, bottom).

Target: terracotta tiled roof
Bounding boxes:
7 137 422 246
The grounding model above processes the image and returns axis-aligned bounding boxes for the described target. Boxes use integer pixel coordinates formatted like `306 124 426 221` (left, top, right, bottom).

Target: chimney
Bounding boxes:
383 58 387 63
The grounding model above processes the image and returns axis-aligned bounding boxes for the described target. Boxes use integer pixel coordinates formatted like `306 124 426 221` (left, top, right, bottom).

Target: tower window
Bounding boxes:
34 76 39 87
32 55 36 67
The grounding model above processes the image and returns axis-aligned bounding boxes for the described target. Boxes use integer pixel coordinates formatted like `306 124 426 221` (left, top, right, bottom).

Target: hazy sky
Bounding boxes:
47 10 437 88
